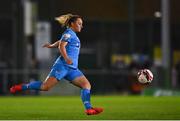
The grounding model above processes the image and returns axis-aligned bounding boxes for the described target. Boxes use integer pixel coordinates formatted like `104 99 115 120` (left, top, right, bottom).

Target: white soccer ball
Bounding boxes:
137 69 153 84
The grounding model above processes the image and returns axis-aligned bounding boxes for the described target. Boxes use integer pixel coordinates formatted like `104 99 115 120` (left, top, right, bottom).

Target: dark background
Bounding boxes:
0 0 180 95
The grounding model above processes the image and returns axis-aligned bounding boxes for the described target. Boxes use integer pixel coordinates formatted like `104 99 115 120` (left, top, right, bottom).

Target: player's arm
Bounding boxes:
42 41 60 48
58 41 72 65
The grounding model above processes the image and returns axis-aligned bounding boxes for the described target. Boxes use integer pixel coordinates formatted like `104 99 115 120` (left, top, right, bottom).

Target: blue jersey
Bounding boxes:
55 28 81 69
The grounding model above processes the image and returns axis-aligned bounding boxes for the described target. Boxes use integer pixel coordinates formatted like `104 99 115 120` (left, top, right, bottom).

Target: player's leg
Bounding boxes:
72 76 103 115
10 77 58 93
10 63 68 93
72 76 92 108
66 69 103 115
40 77 58 91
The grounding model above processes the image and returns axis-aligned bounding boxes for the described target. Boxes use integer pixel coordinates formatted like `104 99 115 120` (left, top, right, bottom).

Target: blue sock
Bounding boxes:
81 89 92 109
22 81 42 91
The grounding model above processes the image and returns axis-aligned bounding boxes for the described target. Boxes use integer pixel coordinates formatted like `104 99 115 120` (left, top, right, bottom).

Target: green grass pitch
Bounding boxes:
0 95 180 120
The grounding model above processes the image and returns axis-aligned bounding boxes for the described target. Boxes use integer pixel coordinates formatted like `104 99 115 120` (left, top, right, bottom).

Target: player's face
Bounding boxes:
71 18 83 32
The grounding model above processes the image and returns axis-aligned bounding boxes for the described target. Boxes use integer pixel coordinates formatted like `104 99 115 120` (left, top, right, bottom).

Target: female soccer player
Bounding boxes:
10 14 103 115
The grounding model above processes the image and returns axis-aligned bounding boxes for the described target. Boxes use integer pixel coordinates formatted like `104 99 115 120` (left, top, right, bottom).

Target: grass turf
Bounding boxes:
0 95 180 120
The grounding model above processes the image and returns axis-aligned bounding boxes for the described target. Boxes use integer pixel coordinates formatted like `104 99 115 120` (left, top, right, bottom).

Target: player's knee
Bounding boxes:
82 82 91 90
41 85 50 91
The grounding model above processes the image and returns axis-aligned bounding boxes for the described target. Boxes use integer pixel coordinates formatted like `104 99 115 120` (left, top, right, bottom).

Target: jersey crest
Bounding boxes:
63 34 71 40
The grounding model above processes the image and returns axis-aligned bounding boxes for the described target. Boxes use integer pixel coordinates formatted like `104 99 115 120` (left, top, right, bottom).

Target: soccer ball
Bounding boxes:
137 69 153 84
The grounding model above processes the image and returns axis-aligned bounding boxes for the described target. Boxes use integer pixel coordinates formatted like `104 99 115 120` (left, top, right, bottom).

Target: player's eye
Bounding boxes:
78 23 83 28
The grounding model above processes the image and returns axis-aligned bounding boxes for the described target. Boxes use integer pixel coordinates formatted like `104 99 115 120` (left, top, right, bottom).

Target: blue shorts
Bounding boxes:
47 63 84 81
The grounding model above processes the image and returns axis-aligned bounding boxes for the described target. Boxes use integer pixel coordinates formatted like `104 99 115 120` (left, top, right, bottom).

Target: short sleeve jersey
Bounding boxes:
56 28 81 69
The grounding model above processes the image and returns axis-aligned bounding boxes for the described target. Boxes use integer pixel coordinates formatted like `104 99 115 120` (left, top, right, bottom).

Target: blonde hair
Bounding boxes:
55 13 82 27
55 13 73 27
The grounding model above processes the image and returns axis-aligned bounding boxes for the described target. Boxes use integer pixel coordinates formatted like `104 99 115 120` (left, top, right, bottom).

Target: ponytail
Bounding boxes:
55 13 82 28
55 13 73 27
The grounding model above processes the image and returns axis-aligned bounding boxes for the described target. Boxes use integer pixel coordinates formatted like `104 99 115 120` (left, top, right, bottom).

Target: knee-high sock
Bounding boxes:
22 81 42 91
81 89 92 109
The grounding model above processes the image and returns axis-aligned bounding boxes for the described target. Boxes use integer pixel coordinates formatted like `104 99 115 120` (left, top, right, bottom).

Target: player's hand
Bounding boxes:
42 42 51 48
65 58 73 65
